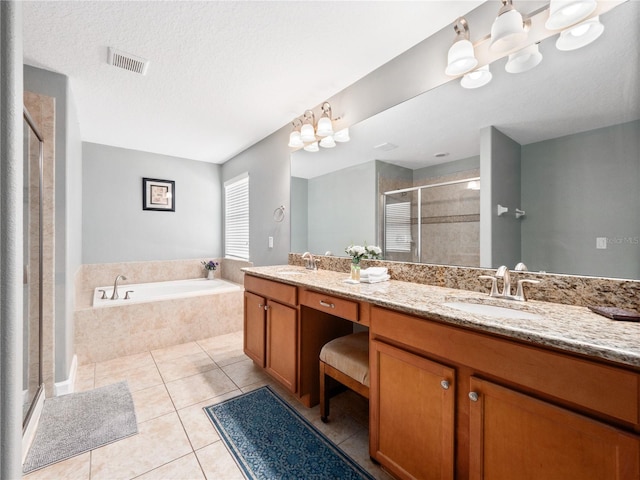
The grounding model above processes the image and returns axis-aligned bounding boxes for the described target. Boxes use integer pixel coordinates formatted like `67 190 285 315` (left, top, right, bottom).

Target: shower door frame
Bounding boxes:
382 176 480 263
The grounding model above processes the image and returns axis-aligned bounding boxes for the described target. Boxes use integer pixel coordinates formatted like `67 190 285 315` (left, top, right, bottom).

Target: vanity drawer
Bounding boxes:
300 289 359 323
371 306 640 426
244 275 297 306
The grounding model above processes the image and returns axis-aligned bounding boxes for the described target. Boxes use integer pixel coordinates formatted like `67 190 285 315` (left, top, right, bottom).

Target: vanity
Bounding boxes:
243 264 640 480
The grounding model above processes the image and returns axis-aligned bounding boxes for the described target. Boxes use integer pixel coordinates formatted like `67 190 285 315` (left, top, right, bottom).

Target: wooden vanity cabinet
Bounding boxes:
243 275 355 404
244 275 298 393
370 306 640 480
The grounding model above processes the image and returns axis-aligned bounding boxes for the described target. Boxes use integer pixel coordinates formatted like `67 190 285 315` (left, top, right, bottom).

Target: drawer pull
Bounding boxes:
319 300 335 309
440 380 450 390
469 391 479 402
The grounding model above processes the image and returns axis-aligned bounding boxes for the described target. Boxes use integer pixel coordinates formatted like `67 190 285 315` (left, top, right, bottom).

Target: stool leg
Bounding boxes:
319 361 329 423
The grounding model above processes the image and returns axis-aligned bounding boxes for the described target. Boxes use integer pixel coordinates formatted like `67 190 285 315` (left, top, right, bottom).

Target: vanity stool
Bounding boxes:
319 332 370 423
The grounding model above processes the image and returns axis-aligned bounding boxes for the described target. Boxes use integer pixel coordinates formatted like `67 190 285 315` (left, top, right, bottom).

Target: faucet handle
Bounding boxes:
515 279 540 301
479 275 500 297
98 289 107 299
124 290 134 300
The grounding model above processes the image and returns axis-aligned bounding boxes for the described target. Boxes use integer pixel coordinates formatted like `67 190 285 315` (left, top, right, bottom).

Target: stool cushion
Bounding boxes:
319 332 370 387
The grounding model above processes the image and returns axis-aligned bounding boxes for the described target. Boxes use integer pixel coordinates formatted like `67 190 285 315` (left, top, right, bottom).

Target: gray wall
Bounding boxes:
522 120 640 279
221 132 292 266
82 142 222 263
24 65 81 383
290 176 308 254
307 161 377 256
480 126 521 269
413 155 480 182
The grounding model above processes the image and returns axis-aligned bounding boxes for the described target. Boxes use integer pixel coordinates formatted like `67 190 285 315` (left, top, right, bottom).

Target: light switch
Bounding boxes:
268 236 274 249
596 237 607 249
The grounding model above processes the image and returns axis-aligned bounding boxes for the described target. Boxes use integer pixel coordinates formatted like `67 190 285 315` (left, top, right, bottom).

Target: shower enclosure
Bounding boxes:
22 107 45 432
382 176 481 266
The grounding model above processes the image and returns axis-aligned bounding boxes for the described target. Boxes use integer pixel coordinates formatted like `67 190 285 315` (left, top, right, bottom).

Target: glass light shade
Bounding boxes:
287 131 303 148
460 65 492 89
319 136 336 148
303 141 319 152
556 16 604 51
505 44 543 73
334 128 350 143
316 116 334 137
545 0 596 30
300 123 316 143
490 9 528 52
445 39 478 76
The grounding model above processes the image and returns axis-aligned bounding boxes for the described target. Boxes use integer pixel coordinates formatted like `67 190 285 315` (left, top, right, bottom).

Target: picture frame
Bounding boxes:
142 177 175 212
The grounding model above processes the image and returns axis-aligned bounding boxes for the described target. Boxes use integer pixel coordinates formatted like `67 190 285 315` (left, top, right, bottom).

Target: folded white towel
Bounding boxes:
360 267 388 278
360 274 390 284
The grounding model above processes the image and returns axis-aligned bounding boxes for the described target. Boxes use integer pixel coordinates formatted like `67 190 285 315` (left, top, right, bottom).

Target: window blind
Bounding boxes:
385 202 412 252
224 174 249 260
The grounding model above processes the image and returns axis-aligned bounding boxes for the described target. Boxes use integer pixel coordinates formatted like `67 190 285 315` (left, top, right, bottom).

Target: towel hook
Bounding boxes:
273 205 285 222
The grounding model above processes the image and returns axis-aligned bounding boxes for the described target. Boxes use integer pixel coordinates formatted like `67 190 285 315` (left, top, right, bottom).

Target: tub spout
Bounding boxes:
111 275 127 300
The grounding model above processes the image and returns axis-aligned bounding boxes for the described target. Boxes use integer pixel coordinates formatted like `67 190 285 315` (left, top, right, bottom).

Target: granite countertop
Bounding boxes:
243 265 640 369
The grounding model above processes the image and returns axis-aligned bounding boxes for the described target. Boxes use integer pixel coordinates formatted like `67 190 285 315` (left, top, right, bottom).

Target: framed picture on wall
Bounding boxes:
142 177 175 212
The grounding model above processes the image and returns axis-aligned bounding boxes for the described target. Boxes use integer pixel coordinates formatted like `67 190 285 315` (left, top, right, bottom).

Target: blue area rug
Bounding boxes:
204 386 374 479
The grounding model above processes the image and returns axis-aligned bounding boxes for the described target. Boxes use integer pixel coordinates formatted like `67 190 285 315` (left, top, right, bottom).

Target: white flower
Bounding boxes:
367 245 382 256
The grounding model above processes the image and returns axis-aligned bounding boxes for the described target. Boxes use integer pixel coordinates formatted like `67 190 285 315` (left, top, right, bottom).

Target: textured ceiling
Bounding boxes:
22 1 483 164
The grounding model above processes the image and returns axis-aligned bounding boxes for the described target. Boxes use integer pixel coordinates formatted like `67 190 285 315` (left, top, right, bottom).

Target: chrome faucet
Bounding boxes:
111 274 127 300
480 266 539 302
301 252 317 270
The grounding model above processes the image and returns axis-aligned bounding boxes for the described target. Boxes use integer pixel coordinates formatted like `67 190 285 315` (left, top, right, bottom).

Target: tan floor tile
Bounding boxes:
94 351 155 378
338 429 394 480
131 384 175 423
23 451 91 480
90 412 191 480
177 390 242 451
198 332 246 366
196 442 245 480
165 369 237 410
94 363 163 393
221 358 270 388
135 453 205 480
298 403 363 445
156 351 218 383
151 341 204 363
197 331 242 351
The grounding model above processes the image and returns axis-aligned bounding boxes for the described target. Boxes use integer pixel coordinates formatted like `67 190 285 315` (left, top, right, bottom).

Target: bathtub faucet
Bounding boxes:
111 275 127 300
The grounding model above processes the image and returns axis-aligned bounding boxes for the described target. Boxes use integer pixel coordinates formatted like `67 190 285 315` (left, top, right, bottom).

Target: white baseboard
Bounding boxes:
54 354 77 396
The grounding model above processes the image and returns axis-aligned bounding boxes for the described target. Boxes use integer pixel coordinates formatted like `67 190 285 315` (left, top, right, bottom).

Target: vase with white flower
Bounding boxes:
201 260 219 280
344 244 382 282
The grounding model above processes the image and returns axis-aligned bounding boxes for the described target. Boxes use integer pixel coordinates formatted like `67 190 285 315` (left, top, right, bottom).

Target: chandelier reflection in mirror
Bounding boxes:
446 0 605 89
288 102 350 152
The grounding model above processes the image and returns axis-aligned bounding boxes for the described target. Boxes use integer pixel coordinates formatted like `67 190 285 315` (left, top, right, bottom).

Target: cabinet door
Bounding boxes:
370 340 455 480
469 377 640 480
244 291 266 367
266 300 298 393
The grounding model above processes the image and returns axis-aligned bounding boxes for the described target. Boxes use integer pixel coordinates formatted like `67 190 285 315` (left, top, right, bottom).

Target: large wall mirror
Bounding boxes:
291 1 639 280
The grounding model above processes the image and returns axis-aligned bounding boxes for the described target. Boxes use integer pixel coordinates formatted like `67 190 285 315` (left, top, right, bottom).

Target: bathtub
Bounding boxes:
93 278 241 307
76 277 245 364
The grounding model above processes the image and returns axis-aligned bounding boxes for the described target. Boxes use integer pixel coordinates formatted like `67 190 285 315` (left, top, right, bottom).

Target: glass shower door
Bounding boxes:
383 189 419 263
22 109 44 429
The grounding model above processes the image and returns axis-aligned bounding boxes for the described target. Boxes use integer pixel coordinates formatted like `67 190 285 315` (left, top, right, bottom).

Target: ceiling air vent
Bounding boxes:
107 47 149 75
373 142 398 152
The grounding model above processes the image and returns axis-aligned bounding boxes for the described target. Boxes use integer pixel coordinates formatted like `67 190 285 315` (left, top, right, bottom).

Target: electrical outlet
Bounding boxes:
268 236 274 249
596 237 607 249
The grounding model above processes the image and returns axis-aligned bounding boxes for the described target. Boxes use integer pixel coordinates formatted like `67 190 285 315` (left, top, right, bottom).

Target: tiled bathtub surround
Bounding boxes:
289 254 640 311
74 259 251 364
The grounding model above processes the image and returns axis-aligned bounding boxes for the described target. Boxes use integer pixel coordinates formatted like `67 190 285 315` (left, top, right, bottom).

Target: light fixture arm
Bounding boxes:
453 17 471 40
303 110 315 126
320 102 332 119
497 0 515 17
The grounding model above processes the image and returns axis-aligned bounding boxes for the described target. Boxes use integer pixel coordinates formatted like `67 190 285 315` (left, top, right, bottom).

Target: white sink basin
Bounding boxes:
443 301 542 320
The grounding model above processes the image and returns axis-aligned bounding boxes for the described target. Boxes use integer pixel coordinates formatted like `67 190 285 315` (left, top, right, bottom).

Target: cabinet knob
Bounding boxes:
440 380 450 390
468 391 479 402
264 305 269 311
258 304 264 308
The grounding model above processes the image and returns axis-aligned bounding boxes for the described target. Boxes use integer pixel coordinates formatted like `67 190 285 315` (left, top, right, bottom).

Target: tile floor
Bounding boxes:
24 330 392 480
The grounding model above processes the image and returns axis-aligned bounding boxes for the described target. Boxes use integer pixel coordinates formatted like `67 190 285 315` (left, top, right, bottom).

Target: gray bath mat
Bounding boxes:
23 381 138 474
